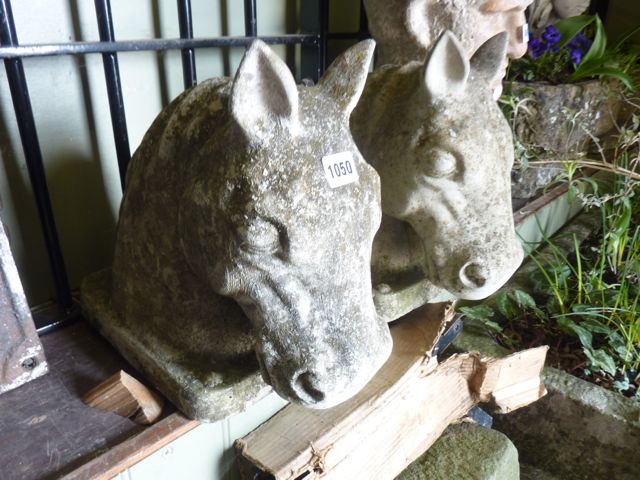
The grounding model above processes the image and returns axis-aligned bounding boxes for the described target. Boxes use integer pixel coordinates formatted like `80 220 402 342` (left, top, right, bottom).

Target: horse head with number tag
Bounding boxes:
111 39 391 412
352 31 523 313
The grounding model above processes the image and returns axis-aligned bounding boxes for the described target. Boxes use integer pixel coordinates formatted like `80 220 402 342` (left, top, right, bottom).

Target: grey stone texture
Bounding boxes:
353 32 524 321
528 0 590 32
396 423 520 480
82 40 393 420
0 220 48 395
509 80 622 156
509 79 623 198
520 464 561 480
511 164 565 199
494 368 640 480
363 0 533 66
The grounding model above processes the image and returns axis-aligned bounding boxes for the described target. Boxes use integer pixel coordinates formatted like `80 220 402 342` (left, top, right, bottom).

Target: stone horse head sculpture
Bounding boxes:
363 0 533 66
352 31 524 319
104 40 391 418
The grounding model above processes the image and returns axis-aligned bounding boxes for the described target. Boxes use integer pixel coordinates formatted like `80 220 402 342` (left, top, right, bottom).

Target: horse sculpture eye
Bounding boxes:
423 150 458 178
240 218 282 255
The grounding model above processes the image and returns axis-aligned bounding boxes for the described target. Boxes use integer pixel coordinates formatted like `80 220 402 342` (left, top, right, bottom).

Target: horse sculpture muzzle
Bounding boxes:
243 272 392 408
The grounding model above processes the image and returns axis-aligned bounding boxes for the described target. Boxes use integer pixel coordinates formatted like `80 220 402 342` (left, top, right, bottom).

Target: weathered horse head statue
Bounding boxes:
352 31 523 318
363 0 532 66
102 39 391 418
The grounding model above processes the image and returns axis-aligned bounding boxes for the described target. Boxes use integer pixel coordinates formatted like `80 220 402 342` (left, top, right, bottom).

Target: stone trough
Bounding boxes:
444 326 640 479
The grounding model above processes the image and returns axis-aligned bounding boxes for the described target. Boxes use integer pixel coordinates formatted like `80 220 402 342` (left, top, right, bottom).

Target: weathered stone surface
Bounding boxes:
353 32 524 321
507 80 623 198
528 0 590 32
396 423 520 480
82 270 269 422
494 367 640 480
454 337 640 480
454 327 640 479
511 164 565 199
520 464 561 480
0 220 48 395
82 40 393 419
363 0 533 67
509 80 622 156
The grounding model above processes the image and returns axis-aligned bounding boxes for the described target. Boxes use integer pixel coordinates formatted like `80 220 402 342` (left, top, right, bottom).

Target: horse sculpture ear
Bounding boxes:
318 39 376 116
422 30 470 98
231 40 299 141
470 31 509 85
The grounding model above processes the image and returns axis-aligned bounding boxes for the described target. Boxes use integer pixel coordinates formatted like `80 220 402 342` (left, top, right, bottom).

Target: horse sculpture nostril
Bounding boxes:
459 262 488 289
293 371 326 403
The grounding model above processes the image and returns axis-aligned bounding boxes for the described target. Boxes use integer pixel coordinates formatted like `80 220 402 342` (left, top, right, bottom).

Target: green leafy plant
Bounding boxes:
463 116 640 400
507 15 639 89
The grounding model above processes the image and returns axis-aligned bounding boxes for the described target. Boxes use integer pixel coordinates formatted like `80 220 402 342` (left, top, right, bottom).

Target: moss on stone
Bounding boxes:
397 423 519 480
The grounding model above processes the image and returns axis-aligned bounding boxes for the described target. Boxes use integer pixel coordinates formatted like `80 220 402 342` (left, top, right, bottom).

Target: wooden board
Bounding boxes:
0 321 183 480
62 413 198 480
82 370 165 425
0 220 48 394
236 304 547 480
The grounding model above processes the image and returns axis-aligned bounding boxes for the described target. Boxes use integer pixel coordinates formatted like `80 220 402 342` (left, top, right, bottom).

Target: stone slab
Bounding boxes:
81 269 271 422
396 423 520 480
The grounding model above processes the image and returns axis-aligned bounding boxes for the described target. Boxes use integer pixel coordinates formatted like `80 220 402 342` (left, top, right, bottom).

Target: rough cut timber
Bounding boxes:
235 303 547 480
0 220 48 395
82 370 165 425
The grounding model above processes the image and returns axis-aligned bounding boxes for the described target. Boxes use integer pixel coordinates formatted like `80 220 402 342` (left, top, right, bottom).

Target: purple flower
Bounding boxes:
529 38 546 59
575 33 592 52
566 33 592 65
542 25 561 45
568 33 591 51
570 48 583 65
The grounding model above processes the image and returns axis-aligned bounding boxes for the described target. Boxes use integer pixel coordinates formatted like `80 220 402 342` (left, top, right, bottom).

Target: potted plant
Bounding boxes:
455 114 640 477
502 14 639 199
460 110 640 400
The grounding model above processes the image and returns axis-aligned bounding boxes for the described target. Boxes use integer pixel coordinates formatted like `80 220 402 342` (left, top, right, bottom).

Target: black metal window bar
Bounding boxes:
0 0 369 334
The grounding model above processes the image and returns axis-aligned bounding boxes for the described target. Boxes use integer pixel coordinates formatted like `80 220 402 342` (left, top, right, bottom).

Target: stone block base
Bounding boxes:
80 269 271 421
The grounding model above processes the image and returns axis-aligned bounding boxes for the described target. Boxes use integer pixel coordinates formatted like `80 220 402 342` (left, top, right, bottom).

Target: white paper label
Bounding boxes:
520 23 529 43
322 151 359 188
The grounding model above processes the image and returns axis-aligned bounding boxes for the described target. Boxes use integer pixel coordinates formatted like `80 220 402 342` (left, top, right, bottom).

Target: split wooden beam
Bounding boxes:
82 370 165 425
235 303 547 480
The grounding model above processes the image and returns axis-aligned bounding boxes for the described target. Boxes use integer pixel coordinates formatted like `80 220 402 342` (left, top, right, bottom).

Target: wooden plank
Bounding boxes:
235 307 547 480
82 370 165 425
0 322 153 480
62 412 199 480
0 220 48 394
478 347 549 413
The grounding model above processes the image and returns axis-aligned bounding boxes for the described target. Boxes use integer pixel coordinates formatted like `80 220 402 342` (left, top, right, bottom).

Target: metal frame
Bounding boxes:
0 0 368 333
